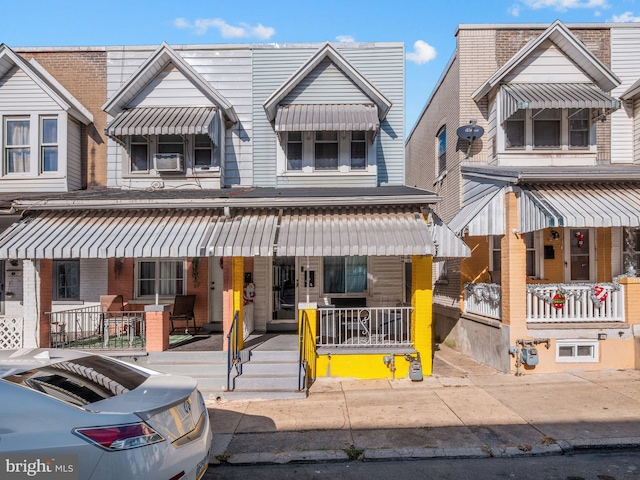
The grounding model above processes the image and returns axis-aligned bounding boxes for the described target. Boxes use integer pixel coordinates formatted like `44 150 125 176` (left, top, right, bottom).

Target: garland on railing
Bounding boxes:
526 280 622 309
464 282 501 307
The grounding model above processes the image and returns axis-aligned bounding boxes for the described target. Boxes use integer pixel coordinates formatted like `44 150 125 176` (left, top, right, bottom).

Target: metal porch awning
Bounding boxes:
0 208 277 259
275 207 436 257
519 183 640 233
501 83 619 122
447 189 506 237
274 104 379 132
105 106 220 138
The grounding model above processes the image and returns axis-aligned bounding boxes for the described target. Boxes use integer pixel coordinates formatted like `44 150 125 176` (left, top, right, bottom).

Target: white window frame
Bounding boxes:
278 130 376 176
524 231 544 280
4 116 31 175
194 133 218 170
40 116 58 173
556 339 599 363
134 258 186 300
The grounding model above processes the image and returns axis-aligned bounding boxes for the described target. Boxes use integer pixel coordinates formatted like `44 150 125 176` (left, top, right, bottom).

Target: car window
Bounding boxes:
2 355 149 407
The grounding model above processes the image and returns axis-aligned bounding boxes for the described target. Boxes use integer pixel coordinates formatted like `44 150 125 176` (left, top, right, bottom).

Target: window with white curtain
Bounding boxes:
5 118 30 173
136 259 185 298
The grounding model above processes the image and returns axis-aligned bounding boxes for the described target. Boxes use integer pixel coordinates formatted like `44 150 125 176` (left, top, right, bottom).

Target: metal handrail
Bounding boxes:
297 308 316 391
298 309 306 391
226 310 240 391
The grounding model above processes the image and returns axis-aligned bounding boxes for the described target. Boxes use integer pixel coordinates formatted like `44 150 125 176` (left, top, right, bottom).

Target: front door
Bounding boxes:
271 257 296 325
565 228 595 282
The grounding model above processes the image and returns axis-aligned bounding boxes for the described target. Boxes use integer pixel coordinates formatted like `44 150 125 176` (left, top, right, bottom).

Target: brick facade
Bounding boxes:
20 49 108 187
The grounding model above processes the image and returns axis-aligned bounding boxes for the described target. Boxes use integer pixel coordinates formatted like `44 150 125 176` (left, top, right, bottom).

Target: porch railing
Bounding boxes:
464 283 502 320
526 283 625 323
316 306 413 348
47 305 146 350
226 310 241 391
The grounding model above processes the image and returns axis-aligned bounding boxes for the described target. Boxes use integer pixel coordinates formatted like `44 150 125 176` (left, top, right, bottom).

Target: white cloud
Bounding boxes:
336 35 355 42
406 40 437 65
519 0 609 11
611 11 640 22
174 17 276 39
508 4 521 16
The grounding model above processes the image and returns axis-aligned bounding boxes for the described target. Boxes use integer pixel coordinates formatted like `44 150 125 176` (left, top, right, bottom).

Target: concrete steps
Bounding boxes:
226 347 306 399
144 350 229 401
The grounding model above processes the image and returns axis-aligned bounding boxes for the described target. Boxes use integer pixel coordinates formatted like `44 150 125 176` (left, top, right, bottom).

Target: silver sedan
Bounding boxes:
0 348 211 480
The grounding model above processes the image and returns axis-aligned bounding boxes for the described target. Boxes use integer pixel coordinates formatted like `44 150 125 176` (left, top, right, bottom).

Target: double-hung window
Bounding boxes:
505 109 525 149
323 256 368 294
158 134 184 156
533 109 561 148
315 131 339 170
53 260 80 301
130 136 149 172
350 131 366 169
194 134 217 169
286 132 303 171
40 117 58 172
569 108 589 148
136 259 185 298
5 118 30 173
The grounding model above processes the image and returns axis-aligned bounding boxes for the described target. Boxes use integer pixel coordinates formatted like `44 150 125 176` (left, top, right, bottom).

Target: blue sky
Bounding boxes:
2 0 639 133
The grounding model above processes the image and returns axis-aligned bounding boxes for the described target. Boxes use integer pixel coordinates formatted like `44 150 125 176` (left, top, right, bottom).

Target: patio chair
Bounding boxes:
170 294 197 334
99 295 125 338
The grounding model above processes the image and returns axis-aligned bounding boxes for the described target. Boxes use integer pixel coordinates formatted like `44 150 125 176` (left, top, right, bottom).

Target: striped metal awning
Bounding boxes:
501 83 619 122
274 104 379 132
105 107 219 137
276 207 436 257
519 183 640 233
447 189 506 237
0 207 469 260
0 209 277 259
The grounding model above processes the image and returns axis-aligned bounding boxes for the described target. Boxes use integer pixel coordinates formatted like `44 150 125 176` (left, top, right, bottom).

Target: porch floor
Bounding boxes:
166 332 299 352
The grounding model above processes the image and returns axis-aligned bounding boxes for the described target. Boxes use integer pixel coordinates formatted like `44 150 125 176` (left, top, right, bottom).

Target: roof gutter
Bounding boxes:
12 194 442 211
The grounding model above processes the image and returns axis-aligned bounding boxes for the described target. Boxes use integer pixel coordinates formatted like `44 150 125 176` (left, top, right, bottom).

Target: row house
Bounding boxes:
0 41 468 388
406 21 640 374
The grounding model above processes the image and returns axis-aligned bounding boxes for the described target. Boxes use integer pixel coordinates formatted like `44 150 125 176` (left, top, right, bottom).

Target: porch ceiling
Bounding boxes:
519 182 640 232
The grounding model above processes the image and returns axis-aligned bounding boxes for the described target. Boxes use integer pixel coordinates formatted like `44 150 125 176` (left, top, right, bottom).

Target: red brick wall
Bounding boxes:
20 50 108 187
39 260 53 347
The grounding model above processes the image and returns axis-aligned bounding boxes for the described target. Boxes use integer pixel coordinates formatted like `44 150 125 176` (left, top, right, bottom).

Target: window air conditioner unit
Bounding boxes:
154 153 183 172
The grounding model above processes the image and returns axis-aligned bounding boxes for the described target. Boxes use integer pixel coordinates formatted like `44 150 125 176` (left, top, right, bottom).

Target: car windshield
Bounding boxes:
2 355 149 407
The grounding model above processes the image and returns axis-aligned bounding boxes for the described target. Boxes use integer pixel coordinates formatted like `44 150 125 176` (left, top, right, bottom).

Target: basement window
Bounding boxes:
556 339 599 363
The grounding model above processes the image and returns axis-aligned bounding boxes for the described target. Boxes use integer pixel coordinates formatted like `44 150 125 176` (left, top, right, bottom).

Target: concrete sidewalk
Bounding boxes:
206 345 640 466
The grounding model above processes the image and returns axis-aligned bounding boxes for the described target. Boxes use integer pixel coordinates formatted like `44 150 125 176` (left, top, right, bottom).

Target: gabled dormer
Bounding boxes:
0 44 93 192
472 21 620 167
103 42 238 189
263 43 392 185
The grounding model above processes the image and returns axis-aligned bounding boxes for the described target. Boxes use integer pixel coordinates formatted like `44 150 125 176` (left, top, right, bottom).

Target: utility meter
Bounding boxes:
520 346 539 366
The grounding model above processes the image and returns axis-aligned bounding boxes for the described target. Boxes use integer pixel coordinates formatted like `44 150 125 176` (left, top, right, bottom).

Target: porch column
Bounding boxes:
502 190 527 338
22 260 40 348
232 257 245 350
412 255 433 376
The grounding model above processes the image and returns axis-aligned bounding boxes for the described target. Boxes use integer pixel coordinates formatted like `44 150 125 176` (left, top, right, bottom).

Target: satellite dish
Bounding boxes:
456 125 484 142
456 123 484 158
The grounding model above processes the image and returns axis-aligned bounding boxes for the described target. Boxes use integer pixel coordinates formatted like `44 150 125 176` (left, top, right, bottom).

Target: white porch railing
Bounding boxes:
317 306 413 348
0 317 24 349
526 283 625 323
463 283 502 320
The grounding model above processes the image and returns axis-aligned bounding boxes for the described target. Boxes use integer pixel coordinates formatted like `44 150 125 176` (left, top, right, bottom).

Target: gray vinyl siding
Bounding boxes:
284 59 371 104
635 97 640 164
0 67 58 111
67 118 82 190
105 46 253 187
611 27 640 164
252 43 405 188
368 256 405 306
